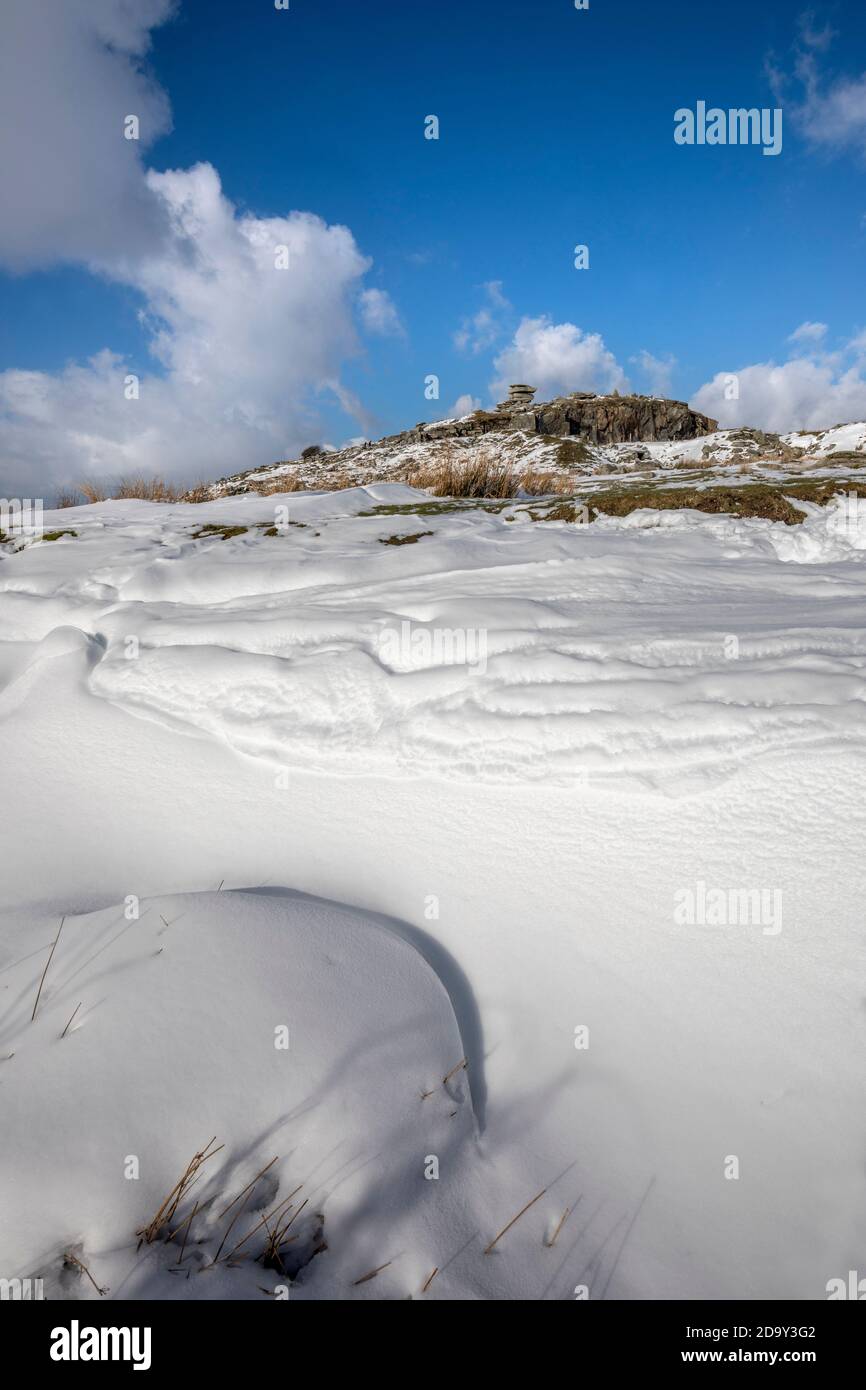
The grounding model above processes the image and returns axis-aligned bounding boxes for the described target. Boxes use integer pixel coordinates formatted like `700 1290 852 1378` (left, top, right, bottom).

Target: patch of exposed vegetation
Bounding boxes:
378 531 434 546
808 451 865 465
555 439 591 467
255 520 308 535
522 501 589 524
41 529 78 541
191 524 249 540
586 483 807 525
783 478 866 504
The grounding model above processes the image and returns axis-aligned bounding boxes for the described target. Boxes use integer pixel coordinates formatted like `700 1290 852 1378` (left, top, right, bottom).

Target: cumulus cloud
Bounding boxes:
442 393 481 420
490 316 627 401
358 288 404 337
0 163 378 491
0 2 398 494
768 17 866 156
629 349 677 397
0 0 176 268
789 320 828 343
454 281 511 355
691 331 866 431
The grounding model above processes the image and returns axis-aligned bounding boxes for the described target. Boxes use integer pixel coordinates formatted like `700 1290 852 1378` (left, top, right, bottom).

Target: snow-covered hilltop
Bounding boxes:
199 387 866 498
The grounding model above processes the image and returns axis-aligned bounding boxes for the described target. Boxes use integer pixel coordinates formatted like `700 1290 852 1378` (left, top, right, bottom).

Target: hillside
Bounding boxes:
198 390 866 499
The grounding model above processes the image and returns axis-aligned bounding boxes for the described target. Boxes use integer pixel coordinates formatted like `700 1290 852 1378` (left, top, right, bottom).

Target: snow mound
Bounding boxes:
0 890 486 1299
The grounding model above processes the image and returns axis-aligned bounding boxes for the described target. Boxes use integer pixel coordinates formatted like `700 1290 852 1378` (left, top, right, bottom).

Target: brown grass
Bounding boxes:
519 469 578 496
261 1197 308 1273
67 476 185 504
218 1186 303 1265
136 1137 224 1246
407 446 584 500
484 1185 549 1255
55 488 83 509
64 1251 108 1296
408 446 518 498
77 481 108 504
112 475 183 501
352 1260 392 1286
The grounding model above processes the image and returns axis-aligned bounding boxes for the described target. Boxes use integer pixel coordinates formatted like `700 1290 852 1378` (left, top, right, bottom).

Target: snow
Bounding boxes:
1 484 865 1300
782 422 866 456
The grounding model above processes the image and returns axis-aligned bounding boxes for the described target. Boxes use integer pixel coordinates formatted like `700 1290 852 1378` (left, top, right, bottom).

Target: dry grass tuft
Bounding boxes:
137 1137 224 1246
112 475 183 502
182 481 214 503
77 480 109 504
71 476 185 504
518 469 578 497
261 1197 309 1273
54 488 83 509
64 1251 108 1296
408 446 518 499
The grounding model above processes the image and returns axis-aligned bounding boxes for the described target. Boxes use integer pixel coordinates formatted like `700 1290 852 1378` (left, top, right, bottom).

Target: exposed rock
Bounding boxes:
536 392 716 443
406 391 716 447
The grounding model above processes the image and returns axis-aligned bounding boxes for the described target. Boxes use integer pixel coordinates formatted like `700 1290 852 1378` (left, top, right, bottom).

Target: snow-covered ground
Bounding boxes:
1 484 865 1300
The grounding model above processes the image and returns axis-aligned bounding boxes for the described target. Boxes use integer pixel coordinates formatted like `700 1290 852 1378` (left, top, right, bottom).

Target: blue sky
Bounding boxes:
2 0 866 492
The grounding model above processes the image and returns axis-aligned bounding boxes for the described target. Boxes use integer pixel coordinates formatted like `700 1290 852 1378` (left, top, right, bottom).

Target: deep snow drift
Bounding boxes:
1 484 865 1300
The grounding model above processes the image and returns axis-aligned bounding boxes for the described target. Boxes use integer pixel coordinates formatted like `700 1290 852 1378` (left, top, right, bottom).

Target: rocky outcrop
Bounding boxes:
407 391 716 447
534 392 717 443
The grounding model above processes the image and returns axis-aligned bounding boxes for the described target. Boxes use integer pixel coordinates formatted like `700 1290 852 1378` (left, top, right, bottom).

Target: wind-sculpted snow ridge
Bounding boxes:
1 486 866 792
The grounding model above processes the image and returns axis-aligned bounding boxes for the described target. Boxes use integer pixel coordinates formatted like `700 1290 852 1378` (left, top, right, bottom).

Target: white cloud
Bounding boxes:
691 332 866 431
358 288 404 337
0 0 176 268
799 69 866 151
768 22 866 155
788 320 828 343
442 393 481 420
0 3 394 494
629 349 676 396
0 163 377 492
454 281 511 355
490 316 627 401
798 11 836 53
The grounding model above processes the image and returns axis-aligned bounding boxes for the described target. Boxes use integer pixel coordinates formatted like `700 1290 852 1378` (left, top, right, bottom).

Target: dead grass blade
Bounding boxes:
31 916 65 1022
64 1251 108 1296
484 1185 548 1255
353 1261 392 1286
60 1001 82 1038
